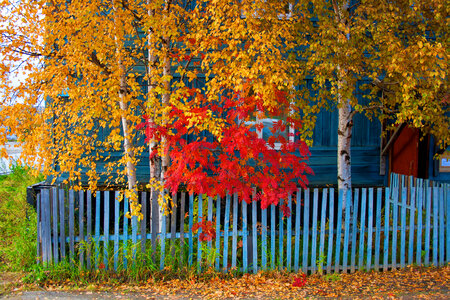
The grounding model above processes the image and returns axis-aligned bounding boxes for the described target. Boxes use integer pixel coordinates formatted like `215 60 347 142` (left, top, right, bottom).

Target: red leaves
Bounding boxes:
138 86 312 211
192 218 216 242
293 274 307 287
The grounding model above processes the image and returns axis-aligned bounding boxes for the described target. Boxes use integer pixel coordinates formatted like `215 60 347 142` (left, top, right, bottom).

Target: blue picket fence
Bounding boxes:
36 174 449 274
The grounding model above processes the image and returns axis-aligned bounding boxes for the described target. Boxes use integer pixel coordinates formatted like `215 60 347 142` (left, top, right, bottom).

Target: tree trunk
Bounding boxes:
337 95 352 209
112 0 137 192
333 0 352 210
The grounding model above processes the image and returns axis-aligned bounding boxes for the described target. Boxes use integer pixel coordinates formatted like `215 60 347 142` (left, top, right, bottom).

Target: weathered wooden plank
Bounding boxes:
52 188 59 265
408 187 415 266
103 191 110 270
141 192 147 259
383 188 390 271
302 189 310 273
446 185 450 263
170 193 178 258
311 189 319 273
243 200 248 272
261 202 268 270
79 190 85 268
334 189 343 273
36 192 41 264
207 196 213 251
392 185 399 269
114 191 120 271
43 190 50 264
160 192 166 271
59 189 66 261
123 193 129 269
197 194 203 272
278 200 284 270
41 190 49 264
350 189 360 273
294 189 301 272
232 193 238 269
188 193 194 266
86 190 92 269
215 195 221 271
432 187 438 266
180 192 186 266
358 189 367 270
207 197 213 253
367 188 374 271
95 191 101 268
326 189 334 274
286 194 292 272
319 189 328 274
151 189 159 257
439 187 444 266
416 180 424 265
400 187 407 268
69 189 75 265
252 194 258 274
132 208 138 263
222 193 230 272
374 188 382 271
343 189 351 273
424 185 431 266
271 204 276 270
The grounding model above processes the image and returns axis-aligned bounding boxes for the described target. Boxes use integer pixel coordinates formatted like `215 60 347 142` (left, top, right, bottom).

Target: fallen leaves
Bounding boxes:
2 265 449 299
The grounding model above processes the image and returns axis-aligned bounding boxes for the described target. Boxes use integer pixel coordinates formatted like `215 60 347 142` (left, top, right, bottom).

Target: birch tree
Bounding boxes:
291 0 449 203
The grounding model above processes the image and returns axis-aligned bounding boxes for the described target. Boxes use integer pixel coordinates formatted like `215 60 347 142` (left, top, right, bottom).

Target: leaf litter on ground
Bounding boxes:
1 265 448 299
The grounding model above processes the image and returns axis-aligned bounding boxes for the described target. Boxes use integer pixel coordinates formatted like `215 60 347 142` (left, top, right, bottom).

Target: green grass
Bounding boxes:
0 165 44 271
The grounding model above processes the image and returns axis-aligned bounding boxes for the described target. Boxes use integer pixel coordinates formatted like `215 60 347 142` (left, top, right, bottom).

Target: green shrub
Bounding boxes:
0 165 43 271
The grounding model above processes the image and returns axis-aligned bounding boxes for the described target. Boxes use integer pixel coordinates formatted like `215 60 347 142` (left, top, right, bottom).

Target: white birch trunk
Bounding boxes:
112 0 138 213
146 0 162 249
337 95 352 209
333 0 352 210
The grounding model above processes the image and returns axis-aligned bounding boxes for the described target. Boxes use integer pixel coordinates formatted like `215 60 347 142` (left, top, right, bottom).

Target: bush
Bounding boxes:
0 165 43 271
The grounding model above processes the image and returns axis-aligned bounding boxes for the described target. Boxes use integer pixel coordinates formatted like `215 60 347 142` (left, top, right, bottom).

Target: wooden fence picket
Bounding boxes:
350 189 359 273
439 187 444 266
311 189 318 273
222 193 230 272
104 191 110 270
286 194 292 272
358 189 366 270
114 191 120 271
86 190 92 269
326 189 334 274
334 189 343 273
252 195 258 273
34 173 449 274
425 186 431 266
318 189 327 274
302 189 310 273
231 194 238 270
278 200 283 270
69 189 74 265
52 188 59 265
367 188 374 271
59 189 66 261
79 190 84 268
215 195 221 270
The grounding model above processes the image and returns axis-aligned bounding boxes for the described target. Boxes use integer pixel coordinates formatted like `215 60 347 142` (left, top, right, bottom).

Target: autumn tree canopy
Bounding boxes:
290 0 449 195
0 0 312 214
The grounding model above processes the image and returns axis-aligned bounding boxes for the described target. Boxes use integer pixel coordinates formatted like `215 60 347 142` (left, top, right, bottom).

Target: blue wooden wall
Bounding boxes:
53 73 385 187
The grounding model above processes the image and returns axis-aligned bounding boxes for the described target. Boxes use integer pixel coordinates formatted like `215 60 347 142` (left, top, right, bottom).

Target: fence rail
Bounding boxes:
36 174 449 274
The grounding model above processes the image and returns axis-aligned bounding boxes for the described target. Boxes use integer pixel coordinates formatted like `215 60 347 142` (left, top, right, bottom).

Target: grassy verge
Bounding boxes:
0 165 44 272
